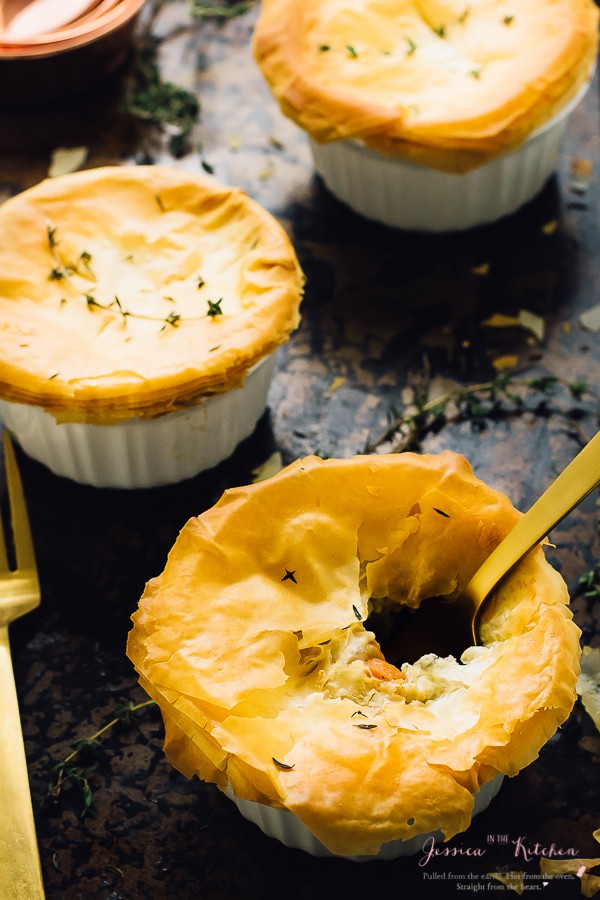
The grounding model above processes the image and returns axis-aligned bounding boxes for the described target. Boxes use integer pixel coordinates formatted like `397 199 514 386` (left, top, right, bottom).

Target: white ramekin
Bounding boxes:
310 80 591 232
0 353 276 489
227 773 504 862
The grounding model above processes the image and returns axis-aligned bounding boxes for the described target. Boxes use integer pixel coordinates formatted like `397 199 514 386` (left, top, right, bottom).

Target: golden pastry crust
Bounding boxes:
127 452 580 856
0 166 303 423
253 0 599 172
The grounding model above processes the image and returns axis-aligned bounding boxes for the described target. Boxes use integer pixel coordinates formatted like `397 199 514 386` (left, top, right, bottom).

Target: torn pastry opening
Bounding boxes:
287 593 493 711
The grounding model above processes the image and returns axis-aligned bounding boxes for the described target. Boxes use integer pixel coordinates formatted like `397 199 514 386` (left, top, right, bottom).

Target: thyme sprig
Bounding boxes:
46 223 222 330
367 373 598 454
121 0 256 157
122 38 200 158
42 700 156 818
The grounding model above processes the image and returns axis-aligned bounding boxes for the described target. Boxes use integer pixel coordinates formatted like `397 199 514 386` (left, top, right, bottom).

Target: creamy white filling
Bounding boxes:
291 622 494 709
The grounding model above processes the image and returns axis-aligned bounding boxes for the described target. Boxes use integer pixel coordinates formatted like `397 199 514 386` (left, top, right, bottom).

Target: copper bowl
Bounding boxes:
0 0 147 108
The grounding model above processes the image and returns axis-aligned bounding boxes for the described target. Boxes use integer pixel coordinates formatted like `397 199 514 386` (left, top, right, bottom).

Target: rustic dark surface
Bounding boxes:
0 3 599 898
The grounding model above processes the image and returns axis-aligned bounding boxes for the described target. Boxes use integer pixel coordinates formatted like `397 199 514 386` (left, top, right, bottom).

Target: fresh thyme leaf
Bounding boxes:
470 68 481 79
352 604 362 621
78 251 95 278
281 569 297 584
503 14 514 24
527 376 559 393
164 311 181 327
433 508 450 518
189 1 253 21
405 37 417 55
106 866 123 879
155 193 166 211
351 710 368 717
206 297 223 317
318 43 331 52
46 223 58 249
433 24 447 37
346 44 358 58
569 380 589 401
579 567 600 598
354 723 377 730
49 267 65 281
272 757 295 770
197 276 206 289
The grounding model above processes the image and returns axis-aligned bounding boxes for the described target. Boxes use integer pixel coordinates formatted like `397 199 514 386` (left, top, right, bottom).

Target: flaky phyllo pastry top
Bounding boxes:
253 0 599 172
127 452 580 857
0 166 303 423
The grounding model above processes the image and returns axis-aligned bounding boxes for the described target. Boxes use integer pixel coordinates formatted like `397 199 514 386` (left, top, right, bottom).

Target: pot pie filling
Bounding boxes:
253 0 599 172
0 166 303 423
128 452 580 857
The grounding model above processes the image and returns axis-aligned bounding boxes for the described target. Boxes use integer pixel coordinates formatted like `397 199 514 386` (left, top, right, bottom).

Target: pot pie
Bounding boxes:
127 452 580 857
0 166 304 486
253 0 599 230
254 0 598 172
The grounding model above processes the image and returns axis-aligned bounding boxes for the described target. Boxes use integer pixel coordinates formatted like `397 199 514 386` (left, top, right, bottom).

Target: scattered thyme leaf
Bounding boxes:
405 37 417 55
46 223 58 249
272 757 295 770
318 43 331 52
49 267 65 281
206 298 223 318
346 44 358 58
106 866 123 879
354 723 377 730
351 710 368 718
433 508 450 518
197 276 205 289
503 14 514 24
42 700 156 817
281 569 297 584
352 604 362 621
433 24 447 37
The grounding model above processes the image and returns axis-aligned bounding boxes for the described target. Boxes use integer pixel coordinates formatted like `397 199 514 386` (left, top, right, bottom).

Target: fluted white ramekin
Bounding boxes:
310 79 591 232
227 773 504 861
0 354 276 489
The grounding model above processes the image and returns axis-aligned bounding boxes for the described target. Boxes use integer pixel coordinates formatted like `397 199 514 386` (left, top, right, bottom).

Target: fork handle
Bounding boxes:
465 430 600 628
0 626 45 898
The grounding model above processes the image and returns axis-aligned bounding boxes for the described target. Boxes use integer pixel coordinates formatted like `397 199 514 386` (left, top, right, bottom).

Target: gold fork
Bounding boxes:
0 432 45 898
